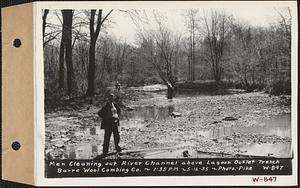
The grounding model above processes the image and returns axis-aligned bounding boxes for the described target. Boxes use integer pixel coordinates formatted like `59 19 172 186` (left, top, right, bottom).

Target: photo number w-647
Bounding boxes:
252 177 277 183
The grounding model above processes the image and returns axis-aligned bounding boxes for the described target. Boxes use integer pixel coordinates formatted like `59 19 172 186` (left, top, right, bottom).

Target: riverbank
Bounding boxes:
45 89 291 159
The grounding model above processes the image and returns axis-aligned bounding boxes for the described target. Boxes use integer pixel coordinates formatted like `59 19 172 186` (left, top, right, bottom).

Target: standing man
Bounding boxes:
167 82 174 99
115 81 121 91
98 93 122 157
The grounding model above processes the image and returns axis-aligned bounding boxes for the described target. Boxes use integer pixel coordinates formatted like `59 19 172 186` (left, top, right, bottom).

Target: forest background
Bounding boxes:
43 8 291 108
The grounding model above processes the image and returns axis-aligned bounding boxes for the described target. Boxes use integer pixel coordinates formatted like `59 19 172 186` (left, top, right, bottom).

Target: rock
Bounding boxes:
223 117 238 121
60 129 67 134
50 138 61 142
171 112 182 118
183 150 191 157
144 141 150 144
225 136 233 141
54 142 64 148
45 148 53 154
212 138 218 143
61 138 70 142
127 107 134 111
280 95 286 100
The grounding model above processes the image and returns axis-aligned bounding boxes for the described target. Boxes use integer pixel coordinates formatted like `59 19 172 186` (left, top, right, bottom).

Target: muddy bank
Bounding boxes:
45 90 291 159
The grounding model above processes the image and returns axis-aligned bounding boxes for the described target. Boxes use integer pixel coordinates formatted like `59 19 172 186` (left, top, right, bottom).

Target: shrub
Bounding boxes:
267 80 291 95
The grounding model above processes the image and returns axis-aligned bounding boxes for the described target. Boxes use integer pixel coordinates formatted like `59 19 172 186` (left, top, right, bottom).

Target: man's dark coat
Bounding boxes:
98 102 121 129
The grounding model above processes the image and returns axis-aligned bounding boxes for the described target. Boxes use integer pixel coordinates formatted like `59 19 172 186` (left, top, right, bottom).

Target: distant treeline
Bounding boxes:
43 8 291 104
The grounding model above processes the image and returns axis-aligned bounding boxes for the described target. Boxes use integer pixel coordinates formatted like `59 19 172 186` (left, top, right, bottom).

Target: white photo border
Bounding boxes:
35 1 298 186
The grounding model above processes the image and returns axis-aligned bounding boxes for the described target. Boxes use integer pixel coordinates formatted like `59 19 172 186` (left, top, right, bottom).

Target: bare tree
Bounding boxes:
63 10 74 96
136 12 182 98
58 27 65 89
57 10 74 96
86 9 113 96
201 10 231 81
183 9 199 81
230 22 258 92
43 10 63 47
42 9 49 42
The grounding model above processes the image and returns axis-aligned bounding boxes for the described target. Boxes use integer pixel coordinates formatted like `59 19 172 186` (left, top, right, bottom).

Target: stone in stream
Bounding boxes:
222 116 238 121
60 129 67 134
61 138 70 142
171 112 182 118
53 142 64 148
225 136 233 141
126 107 134 111
182 150 191 157
280 95 287 100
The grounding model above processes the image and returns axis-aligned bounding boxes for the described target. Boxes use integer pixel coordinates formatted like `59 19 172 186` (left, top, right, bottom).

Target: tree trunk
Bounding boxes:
62 10 73 96
58 35 65 89
86 9 112 96
86 42 96 96
191 22 195 81
58 11 66 89
42 9 49 44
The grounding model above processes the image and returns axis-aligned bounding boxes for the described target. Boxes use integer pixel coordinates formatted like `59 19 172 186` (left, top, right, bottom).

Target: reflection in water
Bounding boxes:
198 114 291 138
120 105 174 129
122 105 174 121
240 142 291 158
74 126 102 137
66 105 176 159
198 114 292 157
66 108 291 159
66 144 101 159
90 127 96 135
144 149 221 159
175 89 245 97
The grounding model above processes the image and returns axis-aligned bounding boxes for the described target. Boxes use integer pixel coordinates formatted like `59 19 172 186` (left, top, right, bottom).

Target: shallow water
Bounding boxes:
64 144 100 159
120 105 174 128
198 114 291 138
144 149 229 159
239 142 291 158
176 89 245 97
123 105 174 120
197 114 291 158
66 107 291 159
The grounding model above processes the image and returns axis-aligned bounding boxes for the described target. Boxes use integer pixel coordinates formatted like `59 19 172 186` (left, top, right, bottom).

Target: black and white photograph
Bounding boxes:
40 1 296 183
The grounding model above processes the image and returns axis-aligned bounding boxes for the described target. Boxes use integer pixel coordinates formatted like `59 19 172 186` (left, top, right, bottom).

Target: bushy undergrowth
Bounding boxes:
266 80 291 96
176 79 291 96
177 80 225 91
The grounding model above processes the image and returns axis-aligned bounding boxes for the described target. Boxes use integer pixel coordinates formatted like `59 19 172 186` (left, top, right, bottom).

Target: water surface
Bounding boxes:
67 107 291 159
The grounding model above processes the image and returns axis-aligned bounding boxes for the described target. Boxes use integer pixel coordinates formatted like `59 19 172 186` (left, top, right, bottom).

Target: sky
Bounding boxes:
46 5 291 45
105 6 284 45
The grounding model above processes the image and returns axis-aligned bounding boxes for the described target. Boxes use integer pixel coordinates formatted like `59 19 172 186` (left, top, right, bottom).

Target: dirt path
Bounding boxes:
45 89 291 159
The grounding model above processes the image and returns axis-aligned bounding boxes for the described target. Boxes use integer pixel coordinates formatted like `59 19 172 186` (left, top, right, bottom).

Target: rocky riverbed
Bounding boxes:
45 88 292 159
